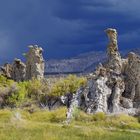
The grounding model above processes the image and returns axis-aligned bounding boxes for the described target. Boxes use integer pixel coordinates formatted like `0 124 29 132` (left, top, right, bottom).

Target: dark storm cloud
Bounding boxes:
0 0 140 63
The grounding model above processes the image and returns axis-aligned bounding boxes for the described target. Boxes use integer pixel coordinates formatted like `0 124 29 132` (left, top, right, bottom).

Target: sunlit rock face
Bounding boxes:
65 28 140 117
83 28 125 114
11 58 26 82
66 88 83 124
105 28 122 75
84 65 111 113
25 45 45 80
79 28 140 115
0 45 45 81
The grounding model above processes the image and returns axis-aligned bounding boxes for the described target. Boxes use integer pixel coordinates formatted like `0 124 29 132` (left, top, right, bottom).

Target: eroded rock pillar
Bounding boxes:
25 45 45 80
105 28 122 74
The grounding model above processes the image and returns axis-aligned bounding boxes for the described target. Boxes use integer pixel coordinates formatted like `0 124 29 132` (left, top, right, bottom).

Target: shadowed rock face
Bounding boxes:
124 52 140 103
11 59 26 82
0 63 12 79
25 45 45 80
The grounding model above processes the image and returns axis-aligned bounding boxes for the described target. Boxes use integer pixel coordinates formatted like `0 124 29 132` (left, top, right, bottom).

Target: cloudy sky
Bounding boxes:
0 0 140 63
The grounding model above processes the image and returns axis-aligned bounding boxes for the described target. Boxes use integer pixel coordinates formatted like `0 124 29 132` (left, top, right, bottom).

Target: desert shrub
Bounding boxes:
92 112 106 121
0 109 12 122
18 82 28 98
0 78 31 107
0 75 14 87
49 75 87 97
0 75 18 107
26 78 43 98
1 78 49 108
25 78 49 106
0 75 87 108
74 110 93 122
46 107 67 122
138 117 140 123
49 108 66 123
25 107 67 123
102 114 140 129
5 82 28 107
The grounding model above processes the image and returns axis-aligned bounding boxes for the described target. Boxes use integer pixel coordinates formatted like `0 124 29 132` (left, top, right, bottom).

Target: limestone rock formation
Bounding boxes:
66 88 83 124
0 63 12 79
25 45 45 80
0 45 45 81
82 29 125 114
11 59 26 82
89 28 140 114
124 52 140 107
105 28 122 74
69 28 140 116
84 65 111 113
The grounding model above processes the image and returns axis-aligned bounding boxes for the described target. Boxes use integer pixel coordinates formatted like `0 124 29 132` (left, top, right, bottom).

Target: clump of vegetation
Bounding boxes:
49 75 87 97
0 75 87 109
138 116 140 123
92 112 106 121
1 75 140 139
0 108 140 140
26 107 67 123
0 75 14 87
5 82 28 107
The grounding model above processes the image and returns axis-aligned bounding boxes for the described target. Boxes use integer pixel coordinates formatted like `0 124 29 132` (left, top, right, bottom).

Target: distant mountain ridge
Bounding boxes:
45 51 107 74
45 48 140 74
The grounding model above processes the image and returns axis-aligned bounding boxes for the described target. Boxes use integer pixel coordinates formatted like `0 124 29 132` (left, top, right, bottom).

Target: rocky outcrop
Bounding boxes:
105 28 122 74
69 28 140 116
83 28 125 114
11 59 26 82
124 52 140 107
0 45 45 81
66 88 83 124
0 63 12 79
25 45 45 80
84 65 111 113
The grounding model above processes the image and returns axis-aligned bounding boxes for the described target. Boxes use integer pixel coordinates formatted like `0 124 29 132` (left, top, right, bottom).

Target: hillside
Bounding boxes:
45 48 140 74
45 51 106 74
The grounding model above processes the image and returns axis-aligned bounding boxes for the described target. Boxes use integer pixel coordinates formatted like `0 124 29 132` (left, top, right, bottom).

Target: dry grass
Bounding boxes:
0 108 140 140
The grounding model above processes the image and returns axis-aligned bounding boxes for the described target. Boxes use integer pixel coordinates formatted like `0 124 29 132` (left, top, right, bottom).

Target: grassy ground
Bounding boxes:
0 108 140 140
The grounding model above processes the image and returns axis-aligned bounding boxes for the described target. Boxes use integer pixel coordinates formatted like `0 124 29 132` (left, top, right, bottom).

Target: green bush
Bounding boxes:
74 110 93 122
0 75 87 108
5 82 28 107
48 75 87 97
0 75 14 87
26 78 42 97
92 112 106 121
25 107 67 123
0 109 12 122
25 78 50 106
